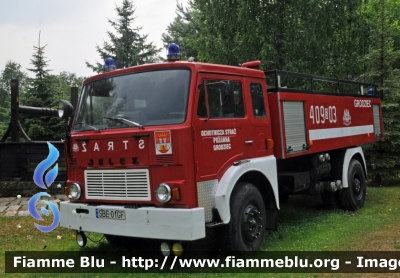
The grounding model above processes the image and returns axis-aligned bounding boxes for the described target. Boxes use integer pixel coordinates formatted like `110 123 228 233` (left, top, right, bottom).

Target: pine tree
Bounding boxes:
362 0 400 182
21 34 64 141
161 1 199 60
86 0 161 73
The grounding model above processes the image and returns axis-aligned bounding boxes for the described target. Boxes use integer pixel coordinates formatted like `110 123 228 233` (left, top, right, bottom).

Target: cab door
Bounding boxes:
193 74 251 180
245 78 274 159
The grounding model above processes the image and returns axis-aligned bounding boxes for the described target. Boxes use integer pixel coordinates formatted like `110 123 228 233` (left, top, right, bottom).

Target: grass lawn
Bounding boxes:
265 183 400 252
1 182 399 277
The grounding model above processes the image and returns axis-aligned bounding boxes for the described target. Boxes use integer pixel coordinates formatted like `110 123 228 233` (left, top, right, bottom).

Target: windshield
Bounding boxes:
73 69 190 131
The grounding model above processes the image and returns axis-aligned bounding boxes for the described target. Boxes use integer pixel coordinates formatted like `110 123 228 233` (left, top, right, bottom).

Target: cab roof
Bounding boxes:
83 60 266 85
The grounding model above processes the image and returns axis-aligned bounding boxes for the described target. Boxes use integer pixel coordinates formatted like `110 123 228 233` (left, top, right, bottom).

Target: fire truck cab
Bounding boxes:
60 44 384 252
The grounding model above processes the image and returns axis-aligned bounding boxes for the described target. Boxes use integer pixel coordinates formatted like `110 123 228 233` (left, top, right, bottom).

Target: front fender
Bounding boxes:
214 156 279 223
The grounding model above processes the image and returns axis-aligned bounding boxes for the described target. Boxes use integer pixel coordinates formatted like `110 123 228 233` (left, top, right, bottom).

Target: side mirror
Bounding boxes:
58 100 74 119
222 81 235 114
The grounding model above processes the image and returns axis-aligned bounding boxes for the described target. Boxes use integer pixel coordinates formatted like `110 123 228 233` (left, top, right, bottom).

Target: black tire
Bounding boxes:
339 159 366 211
216 182 267 251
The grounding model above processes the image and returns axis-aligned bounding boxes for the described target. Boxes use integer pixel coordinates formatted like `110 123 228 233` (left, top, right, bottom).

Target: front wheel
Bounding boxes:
339 159 366 211
216 182 267 251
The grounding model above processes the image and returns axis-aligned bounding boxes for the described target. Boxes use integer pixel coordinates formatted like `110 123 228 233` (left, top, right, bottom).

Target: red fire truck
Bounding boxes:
59 43 384 252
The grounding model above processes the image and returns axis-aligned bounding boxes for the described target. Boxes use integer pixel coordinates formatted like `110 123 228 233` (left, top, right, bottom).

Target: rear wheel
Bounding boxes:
339 159 366 210
216 182 267 251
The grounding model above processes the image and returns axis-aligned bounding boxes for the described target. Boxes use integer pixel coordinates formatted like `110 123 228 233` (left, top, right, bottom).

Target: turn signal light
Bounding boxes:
265 139 274 150
172 188 181 201
172 242 183 256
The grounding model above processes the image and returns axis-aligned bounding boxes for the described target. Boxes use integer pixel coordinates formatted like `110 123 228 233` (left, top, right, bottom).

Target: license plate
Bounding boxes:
95 208 126 220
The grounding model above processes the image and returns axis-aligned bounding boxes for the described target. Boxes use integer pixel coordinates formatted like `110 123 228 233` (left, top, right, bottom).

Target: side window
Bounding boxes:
250 83 266 118
197 79 244 119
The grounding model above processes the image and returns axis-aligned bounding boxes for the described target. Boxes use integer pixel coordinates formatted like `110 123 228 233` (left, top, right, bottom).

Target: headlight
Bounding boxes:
155 183 171 203
68 183 82 200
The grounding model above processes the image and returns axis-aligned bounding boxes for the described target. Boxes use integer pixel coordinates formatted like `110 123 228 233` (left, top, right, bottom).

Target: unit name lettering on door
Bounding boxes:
201 129 236 151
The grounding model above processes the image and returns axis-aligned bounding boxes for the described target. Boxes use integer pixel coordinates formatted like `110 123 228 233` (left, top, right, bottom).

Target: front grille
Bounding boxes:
85 169 151 201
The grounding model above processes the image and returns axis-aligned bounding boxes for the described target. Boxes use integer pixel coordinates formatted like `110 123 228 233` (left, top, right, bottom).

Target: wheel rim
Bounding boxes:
241 204 263 245
352 172 363 200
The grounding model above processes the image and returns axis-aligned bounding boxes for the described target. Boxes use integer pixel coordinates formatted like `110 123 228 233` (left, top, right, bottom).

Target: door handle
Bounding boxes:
245 140 254 144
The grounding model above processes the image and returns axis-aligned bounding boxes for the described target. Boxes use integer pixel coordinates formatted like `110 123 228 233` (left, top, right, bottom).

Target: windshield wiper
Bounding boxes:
205 97 231 122
74 122 100 132
206 105 224 122
103 117 144 129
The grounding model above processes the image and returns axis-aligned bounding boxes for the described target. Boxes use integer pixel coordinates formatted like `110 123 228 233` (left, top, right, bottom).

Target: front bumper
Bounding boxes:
60 202 205 241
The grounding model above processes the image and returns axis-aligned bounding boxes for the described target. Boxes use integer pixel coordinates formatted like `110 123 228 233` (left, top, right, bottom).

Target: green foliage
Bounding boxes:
161 1 199 60
20 38 65 141
0 61 27 138
86 0 161 73
164 0 400 180
361 0 400 181
183 0 370 78
57 71 85 101
0 61 28 93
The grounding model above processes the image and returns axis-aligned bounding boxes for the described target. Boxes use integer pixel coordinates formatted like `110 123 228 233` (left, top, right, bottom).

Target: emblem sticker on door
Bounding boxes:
155 131 172 155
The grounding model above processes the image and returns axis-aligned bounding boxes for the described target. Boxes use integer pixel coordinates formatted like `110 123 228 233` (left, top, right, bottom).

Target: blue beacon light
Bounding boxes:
104 57 116 72
368 87 374 95
167 43 181 61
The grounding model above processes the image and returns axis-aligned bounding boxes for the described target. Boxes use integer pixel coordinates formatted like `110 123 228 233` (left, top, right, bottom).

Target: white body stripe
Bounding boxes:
309 125 373 141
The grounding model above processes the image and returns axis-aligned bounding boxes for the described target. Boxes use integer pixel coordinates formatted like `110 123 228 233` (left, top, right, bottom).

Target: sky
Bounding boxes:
0 0 188 78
